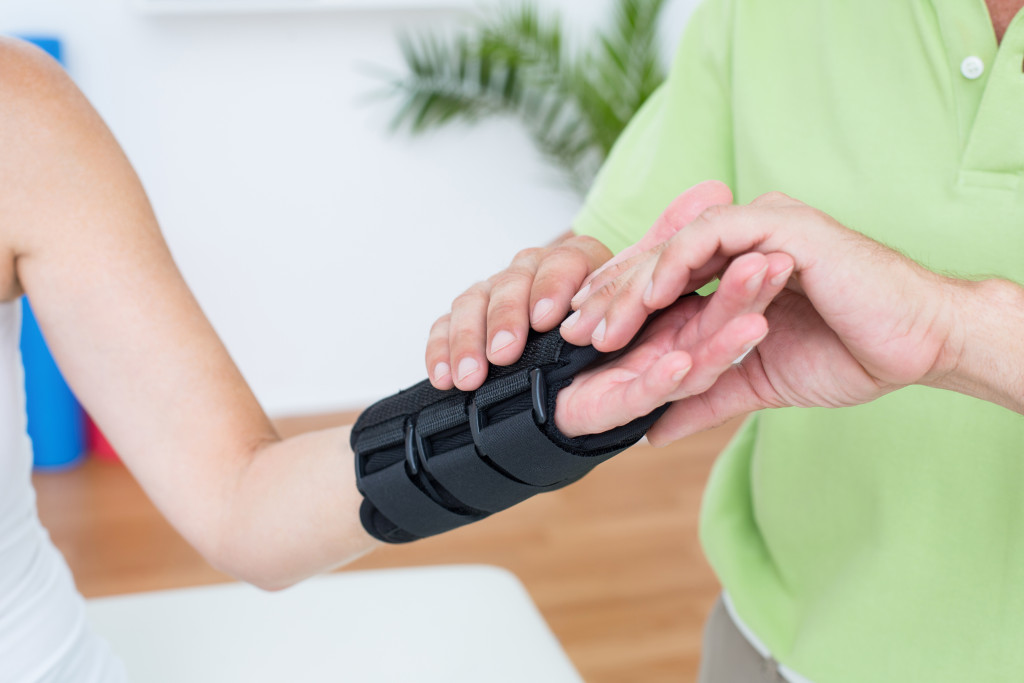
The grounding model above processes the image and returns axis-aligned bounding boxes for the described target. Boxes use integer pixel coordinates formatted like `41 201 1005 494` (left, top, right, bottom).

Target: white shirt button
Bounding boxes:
961 56 985 80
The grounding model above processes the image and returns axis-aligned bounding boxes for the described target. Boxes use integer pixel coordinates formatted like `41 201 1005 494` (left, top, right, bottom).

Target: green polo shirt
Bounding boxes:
573 1 1024 680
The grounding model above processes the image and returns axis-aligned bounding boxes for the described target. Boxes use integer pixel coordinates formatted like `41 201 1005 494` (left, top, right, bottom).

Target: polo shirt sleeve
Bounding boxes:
573 0 736 254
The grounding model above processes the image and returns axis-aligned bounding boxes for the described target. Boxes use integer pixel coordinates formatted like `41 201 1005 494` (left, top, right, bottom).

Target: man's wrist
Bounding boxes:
923 277 1024 413
920 275 970 388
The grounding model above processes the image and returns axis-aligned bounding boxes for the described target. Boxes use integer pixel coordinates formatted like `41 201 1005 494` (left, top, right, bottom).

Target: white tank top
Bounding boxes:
0 301 128 682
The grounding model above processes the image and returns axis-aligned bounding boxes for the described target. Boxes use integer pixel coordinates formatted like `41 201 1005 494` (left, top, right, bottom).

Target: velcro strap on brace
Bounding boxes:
351 328 669 543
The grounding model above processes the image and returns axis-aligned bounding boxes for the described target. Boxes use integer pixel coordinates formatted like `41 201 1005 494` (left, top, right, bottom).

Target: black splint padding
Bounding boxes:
351 328 669 544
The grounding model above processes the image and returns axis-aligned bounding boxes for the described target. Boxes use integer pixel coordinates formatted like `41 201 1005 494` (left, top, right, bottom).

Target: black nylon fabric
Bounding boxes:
355 331 565 433
424 443 553 513
351 327 669 544
358 458 479 538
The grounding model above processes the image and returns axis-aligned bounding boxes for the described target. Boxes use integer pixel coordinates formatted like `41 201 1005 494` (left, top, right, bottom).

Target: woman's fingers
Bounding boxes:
445 280 492 391
532 235 613 330
487 238 613 368
554 310 767 438
553 347 693 438
619 350 694 422
425 314 455 389
427 235 613 390
485 249 541 367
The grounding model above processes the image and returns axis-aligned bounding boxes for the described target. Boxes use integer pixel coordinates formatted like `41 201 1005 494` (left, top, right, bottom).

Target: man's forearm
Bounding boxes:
927 277 1024 414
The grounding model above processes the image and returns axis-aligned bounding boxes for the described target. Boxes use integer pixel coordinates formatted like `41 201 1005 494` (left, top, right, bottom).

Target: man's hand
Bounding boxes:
553 249 793 437
559 190 977 445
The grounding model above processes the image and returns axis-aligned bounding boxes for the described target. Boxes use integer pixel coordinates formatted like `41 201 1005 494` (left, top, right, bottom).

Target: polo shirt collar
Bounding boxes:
931 0 1024 185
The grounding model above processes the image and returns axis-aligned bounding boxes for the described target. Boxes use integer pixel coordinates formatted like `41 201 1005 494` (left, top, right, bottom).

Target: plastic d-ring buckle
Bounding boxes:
467 396 486 457
404 420 420 476
529 368 548 425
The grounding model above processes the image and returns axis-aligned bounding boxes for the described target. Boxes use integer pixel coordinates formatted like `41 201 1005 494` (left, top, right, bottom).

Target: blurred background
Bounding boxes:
1 0 699 418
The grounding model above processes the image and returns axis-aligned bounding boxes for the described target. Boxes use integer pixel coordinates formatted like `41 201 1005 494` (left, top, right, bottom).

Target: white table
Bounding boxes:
87 565 583 682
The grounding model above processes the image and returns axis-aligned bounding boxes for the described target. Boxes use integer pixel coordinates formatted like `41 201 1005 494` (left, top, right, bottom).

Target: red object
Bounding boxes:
85 414 120 463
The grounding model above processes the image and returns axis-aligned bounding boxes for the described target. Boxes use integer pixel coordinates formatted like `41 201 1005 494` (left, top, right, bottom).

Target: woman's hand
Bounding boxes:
425 233 613 391
424 181 734 392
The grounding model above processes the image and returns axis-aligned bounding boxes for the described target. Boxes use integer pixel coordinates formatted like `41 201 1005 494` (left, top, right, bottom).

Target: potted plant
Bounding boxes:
381 0 669 194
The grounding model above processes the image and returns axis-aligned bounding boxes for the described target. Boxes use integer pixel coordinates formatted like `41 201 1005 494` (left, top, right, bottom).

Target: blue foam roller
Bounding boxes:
18 35 63 63
21 298 85 470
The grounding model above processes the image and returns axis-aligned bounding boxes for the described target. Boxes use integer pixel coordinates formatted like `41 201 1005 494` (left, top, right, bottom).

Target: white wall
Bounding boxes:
1 0 698 416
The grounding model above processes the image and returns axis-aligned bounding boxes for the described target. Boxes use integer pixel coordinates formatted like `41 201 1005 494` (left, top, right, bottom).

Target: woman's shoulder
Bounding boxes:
0 37 73 99
0 37 97 145
0 37 108 302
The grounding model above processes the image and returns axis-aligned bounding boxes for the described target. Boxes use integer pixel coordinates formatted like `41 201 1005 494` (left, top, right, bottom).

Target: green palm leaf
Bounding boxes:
381 0 669 194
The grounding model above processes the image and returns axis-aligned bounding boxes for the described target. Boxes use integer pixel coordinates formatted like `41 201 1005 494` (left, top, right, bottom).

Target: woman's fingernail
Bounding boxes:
592 318 607 342
571 283 591 304
457 357 480 381
733 332 768 364
561 310 581 329
490 330 516 354
732 348 754 365
433 362 450 381
671 365 692 383
532 298 555 324
770 266 794 287
643 280 654 303
746 266 768 292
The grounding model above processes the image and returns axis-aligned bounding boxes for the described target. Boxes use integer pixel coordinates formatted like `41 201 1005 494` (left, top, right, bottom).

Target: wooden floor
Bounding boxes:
33 413 740 683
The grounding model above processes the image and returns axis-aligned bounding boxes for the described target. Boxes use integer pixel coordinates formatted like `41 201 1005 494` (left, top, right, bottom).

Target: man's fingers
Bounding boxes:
630 294 705 348
647 371 766 445
569 248 744 353
571 247 662 311
564 255 660 351
580 180 734 285
646 203 796 310
758 253 796 305
639 180 734 250
574 205 798 351
678 252 794 349
670 313 767 400
686 253 770 342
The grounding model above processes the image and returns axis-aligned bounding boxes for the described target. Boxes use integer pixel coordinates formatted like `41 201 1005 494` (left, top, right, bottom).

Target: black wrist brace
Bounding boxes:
351 328 669 544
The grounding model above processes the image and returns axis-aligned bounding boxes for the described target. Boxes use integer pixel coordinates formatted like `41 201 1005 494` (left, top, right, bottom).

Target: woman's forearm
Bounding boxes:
0 41 379 592
213 425 379 591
